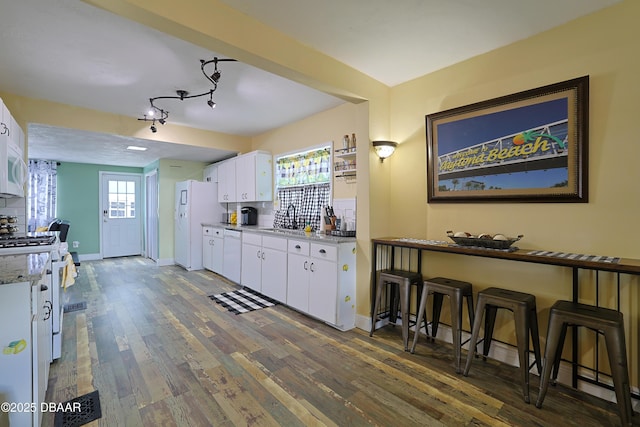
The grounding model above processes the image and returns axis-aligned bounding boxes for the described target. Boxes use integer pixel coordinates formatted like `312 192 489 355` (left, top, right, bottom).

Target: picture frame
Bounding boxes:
426 76 589 203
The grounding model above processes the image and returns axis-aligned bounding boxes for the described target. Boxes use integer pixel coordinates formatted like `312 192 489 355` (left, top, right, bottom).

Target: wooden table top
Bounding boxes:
372 237 640 275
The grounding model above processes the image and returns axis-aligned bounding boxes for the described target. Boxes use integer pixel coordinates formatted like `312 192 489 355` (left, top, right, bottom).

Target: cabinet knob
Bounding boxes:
295 245 301 249
319 249 326 254
40 284 48 291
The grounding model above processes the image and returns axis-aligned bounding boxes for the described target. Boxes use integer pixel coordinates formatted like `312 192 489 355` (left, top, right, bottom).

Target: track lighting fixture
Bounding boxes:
138 57 236 131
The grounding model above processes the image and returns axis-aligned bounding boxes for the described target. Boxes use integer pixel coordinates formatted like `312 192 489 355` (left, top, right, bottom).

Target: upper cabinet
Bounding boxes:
218 158 237 203
203 163 218 183
236 151 273 202
216 151 273 203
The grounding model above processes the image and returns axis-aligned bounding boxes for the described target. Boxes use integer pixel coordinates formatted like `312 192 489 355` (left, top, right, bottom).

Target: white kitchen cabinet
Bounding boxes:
240 233 287 300
260 236 288 301
1 97 25 151
202 226 224 274
217 158 237 203
203 163 218 183
288 240 356 330
286 240 310 312
308 257 338 324
236 151 273 202
241 232 262 291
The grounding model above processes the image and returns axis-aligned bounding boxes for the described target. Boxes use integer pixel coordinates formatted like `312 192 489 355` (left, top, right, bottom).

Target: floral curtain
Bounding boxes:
27 159 57 231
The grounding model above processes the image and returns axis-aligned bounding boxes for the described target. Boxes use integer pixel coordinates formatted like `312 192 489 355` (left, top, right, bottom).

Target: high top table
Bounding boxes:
371 237 640 400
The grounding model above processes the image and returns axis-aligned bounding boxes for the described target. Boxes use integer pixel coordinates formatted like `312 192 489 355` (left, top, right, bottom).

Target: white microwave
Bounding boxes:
0 139 27 198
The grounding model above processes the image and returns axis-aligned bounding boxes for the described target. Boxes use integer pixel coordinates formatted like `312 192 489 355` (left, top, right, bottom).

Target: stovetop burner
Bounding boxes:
0 234 57 248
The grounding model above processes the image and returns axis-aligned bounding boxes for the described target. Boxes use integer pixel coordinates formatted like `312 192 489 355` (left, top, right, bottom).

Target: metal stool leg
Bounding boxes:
604 325 633 426
463 296 486 376
370 272 384 337
536 311 567 408
410 284 428 353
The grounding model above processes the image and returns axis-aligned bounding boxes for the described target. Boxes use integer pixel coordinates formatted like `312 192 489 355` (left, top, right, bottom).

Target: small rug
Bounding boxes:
63 301 87 313
209 288 277 315
54 390 101 427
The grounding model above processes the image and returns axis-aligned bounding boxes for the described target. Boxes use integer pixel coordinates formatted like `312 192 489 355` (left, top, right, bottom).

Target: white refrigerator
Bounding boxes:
175 180 219 271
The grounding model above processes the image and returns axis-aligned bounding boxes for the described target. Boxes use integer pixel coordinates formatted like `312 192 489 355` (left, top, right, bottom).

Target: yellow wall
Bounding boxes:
387 1 639 384
0 91 252 155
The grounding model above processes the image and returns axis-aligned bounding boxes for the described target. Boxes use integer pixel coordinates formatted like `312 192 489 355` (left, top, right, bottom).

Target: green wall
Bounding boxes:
57 162 143 255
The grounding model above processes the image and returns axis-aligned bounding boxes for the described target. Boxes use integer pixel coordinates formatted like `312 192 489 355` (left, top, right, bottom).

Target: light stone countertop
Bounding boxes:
201 223 356 244
0 252 50 285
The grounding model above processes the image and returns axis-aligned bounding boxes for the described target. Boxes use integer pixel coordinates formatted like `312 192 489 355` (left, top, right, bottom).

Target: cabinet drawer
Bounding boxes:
288 239 310 255
262 235 287 251
310 243 337 262
242 231 262 246
203 227 224 237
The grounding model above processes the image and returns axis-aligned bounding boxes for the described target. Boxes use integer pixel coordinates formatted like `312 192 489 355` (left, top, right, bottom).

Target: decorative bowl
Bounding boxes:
446 230 523 250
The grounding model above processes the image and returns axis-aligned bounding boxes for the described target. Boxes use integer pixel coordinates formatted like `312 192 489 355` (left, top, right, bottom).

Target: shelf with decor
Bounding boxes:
334 148 357 179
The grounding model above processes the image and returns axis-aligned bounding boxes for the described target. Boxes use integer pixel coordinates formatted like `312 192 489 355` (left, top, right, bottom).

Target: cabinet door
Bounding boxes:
218 160 237 203
203 164 218 183
255 153 273 201
287 253 309 312
308 258 338 324
241 242 262 291
202 231 214 271
236 154 256 201
211 236 224 274
261 247 287 301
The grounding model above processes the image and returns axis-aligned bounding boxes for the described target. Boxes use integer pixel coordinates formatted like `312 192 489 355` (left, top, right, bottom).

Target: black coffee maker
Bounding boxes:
241 207 258 225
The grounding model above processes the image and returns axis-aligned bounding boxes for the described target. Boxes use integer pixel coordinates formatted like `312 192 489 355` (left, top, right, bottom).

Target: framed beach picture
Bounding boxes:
426 76 589 203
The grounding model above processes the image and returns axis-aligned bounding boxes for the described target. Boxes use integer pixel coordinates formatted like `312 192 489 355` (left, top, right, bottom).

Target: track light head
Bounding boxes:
150 124 157 133
211 70 221 83
158 118 166 125
207 99 216 109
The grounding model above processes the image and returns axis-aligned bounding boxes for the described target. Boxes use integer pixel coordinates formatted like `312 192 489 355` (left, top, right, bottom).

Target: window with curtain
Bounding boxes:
274 183 331 231
27 159 57 231
273 146 332 231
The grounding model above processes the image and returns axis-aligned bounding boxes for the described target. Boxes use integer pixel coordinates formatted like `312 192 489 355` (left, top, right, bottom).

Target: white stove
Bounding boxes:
0 232 66 360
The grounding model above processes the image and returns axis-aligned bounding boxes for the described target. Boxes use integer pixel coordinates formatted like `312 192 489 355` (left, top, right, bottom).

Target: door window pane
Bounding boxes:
108 180 136 219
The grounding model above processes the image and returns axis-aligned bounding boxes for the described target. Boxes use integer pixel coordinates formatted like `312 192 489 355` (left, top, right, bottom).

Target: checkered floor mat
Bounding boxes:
209 288 277 315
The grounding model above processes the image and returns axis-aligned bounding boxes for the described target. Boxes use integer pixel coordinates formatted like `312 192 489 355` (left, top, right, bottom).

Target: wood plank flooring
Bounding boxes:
41 257 635 426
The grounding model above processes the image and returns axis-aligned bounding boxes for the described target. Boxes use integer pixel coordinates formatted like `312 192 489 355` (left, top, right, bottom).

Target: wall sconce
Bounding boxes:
372 140 398 162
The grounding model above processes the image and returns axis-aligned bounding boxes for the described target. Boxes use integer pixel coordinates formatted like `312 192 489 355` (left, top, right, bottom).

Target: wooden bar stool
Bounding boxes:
463 287 542 404
410 277 475 373
370 269 423 351
536 301 634 426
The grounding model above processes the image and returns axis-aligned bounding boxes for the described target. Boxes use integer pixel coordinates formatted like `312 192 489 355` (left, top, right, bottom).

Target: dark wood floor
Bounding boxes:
42 257 636 426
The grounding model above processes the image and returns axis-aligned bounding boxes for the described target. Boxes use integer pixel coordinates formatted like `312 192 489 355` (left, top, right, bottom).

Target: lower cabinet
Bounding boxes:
241 230 357 330
202 227 224 275
287 238 356 330
241 233 287 301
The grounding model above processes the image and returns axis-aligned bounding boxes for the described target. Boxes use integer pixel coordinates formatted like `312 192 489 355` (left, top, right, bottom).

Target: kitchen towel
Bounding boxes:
62 252 77 289
209 288 277 315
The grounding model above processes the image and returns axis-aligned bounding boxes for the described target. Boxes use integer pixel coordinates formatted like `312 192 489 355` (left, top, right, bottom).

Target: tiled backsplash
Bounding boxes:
0 197 27 233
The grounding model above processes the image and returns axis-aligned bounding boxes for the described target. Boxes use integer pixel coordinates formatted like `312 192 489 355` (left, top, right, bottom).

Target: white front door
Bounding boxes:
100 172 142 258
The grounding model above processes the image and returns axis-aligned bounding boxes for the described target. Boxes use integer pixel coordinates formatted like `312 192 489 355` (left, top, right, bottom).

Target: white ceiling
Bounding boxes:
0 0 620 167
